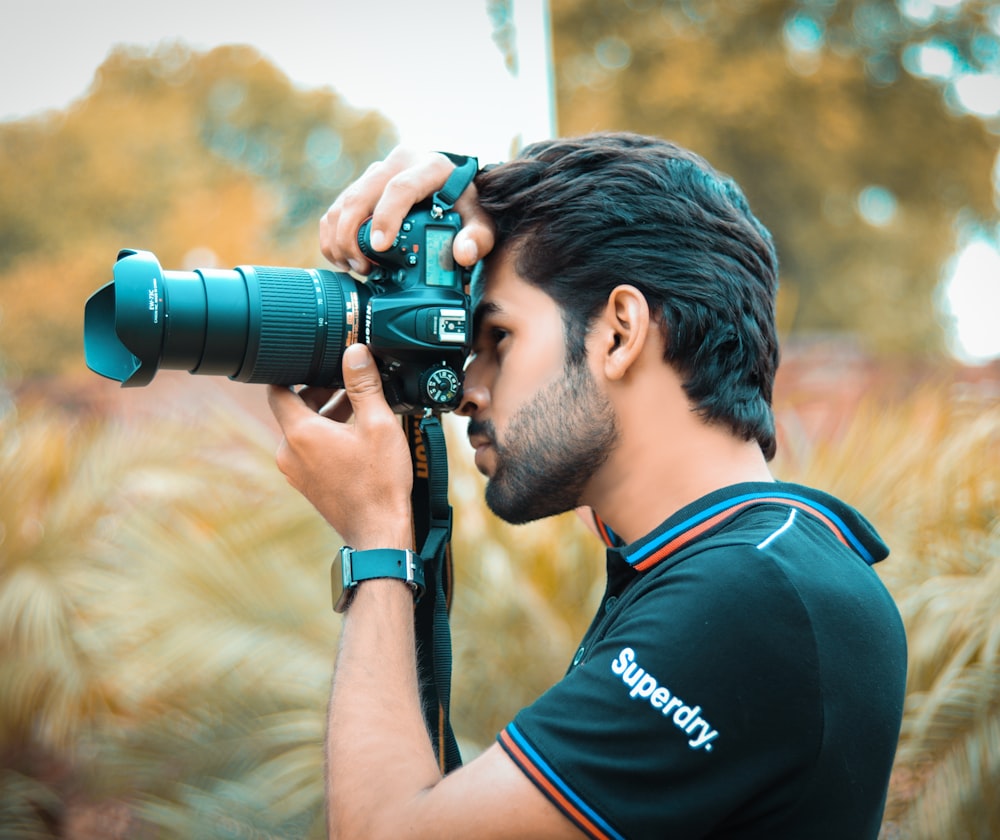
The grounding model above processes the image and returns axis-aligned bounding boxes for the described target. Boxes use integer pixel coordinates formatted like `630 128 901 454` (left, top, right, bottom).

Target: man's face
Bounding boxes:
460 251 619 524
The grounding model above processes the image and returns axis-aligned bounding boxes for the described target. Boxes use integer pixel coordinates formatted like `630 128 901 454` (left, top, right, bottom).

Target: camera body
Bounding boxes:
355 204 470 411
83 202 473 413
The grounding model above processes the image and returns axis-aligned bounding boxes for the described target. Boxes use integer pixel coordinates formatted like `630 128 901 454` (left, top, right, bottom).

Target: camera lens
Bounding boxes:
84 250 369 388
234 264 365 385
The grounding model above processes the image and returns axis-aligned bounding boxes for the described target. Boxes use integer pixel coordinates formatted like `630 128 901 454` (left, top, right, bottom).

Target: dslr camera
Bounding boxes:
83 202 472 413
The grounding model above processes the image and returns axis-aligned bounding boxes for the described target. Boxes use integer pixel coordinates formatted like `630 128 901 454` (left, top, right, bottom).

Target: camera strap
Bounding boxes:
431 153 480 219
405 412 462 774
401 151 479 773
401 153 479 772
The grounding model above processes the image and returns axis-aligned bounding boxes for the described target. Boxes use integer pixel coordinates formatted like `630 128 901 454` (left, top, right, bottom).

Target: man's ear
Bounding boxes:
593 285 651 381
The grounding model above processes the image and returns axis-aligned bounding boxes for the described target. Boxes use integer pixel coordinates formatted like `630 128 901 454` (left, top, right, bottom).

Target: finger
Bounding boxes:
320 146 430 274
454 184 497 266
266 386 317 491
320 157 402 271
368 151 458 251
296 386 339 414
340 344 394 429
320 390 354 424
320 148 489 272
266 384 306 432
319 205 353 272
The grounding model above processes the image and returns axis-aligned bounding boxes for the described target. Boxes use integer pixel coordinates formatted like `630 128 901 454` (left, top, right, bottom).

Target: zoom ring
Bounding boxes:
245 267 329 384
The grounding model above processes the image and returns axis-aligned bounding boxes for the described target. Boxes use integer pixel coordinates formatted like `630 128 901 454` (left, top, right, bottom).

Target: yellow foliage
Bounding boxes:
550 0 1000 354
0 42 395 381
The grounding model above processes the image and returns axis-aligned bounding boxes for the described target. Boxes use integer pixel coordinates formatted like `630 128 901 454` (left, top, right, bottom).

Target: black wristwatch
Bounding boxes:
331 547 425 613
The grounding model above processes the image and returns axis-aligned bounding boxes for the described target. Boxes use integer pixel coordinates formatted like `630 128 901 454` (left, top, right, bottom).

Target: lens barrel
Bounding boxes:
235 264 363 385
84 250 367 388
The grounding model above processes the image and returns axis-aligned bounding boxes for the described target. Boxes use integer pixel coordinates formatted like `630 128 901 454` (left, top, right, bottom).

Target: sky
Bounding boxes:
1 0 555 163
2 0 998 362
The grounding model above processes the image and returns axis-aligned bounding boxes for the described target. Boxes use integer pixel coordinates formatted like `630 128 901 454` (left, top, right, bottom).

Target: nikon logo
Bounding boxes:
611 647 720 752
411 421 428 480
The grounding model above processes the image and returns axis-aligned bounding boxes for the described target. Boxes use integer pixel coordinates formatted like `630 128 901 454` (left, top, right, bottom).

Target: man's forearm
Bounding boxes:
326 579 442 839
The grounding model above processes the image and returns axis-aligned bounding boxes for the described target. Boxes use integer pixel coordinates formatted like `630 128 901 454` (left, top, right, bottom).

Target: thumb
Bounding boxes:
454 192 496 267
454 221 494 266
342 343 390 421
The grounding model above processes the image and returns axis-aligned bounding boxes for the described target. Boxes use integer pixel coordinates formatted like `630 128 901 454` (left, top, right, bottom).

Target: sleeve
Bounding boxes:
497 545 825 840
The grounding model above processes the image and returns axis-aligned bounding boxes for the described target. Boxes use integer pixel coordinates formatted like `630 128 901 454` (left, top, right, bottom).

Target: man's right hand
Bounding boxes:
319 147 496 275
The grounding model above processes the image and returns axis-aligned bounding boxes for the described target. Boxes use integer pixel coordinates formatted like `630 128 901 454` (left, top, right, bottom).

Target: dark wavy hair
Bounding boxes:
475 132 781 460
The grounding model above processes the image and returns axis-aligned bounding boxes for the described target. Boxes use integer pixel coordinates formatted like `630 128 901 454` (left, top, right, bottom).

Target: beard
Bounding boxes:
473 358 619 525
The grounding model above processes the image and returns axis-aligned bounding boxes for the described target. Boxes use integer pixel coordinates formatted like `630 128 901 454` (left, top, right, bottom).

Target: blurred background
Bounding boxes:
1 0 998 837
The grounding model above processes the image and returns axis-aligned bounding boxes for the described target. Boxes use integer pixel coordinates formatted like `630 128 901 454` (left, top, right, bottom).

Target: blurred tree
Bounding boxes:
0 43 396 379
550 0 1000 355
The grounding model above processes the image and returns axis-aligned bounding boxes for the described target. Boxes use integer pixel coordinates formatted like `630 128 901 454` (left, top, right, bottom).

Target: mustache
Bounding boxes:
467 418 497 444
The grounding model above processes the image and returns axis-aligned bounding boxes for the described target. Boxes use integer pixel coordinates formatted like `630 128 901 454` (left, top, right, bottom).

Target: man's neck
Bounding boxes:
586 383 774 545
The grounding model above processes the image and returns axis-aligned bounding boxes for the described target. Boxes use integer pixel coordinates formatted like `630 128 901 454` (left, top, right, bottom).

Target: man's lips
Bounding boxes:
467 432 492 451
467 423 495 474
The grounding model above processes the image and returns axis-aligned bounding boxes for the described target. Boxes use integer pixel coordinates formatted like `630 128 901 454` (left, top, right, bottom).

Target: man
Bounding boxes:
267 133 907 839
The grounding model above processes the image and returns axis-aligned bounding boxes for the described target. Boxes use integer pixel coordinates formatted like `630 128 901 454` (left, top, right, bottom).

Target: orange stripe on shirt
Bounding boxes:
633 497 851 572
498 729 611 840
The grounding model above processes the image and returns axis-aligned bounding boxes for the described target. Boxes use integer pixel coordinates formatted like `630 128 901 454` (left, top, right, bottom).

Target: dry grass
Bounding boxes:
1 388 335 838
0 368 997 837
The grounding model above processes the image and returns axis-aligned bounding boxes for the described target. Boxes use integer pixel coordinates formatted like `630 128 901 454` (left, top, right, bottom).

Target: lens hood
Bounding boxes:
84 249 166 386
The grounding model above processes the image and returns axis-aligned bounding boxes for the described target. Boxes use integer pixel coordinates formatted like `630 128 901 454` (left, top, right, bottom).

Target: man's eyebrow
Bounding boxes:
472 300 502 335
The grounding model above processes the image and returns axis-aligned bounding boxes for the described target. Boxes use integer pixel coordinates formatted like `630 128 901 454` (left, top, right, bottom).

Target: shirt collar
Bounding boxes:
595 481 889 575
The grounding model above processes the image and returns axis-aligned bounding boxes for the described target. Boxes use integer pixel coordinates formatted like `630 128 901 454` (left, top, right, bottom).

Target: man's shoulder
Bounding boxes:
637 484 893 595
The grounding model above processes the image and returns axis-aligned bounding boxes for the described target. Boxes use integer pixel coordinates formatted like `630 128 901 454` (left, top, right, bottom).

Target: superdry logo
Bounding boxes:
611 647 720 752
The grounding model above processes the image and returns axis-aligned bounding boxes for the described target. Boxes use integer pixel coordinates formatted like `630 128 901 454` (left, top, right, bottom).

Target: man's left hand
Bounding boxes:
267 343 414 551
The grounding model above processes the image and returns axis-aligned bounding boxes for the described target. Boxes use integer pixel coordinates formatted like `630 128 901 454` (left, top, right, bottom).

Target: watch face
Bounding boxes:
331 549 353 613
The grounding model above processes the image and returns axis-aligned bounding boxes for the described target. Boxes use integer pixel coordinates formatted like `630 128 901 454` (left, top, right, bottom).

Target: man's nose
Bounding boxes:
456 382 490 417
456 360 489 417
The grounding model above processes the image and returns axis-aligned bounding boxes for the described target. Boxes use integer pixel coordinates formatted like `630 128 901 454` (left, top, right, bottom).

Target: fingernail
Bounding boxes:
370 229 387 251
456 235 478 264
348 258 364 274
345 344 369 370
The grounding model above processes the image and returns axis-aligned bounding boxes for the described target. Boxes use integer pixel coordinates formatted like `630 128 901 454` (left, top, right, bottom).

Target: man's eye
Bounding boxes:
491 327 509 344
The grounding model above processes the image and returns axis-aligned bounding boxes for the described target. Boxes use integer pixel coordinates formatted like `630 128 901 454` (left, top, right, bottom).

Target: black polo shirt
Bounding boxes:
498 482 907 840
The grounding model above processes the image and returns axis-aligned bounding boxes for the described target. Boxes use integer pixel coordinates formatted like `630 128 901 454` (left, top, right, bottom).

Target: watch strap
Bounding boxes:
334 547 425 613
